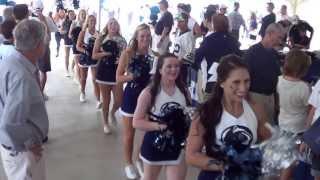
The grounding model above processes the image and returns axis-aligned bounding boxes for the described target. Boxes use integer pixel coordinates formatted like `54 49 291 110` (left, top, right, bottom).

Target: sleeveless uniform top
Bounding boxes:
150 86 187 117
78 29 97 67
198 100 258 180
215 99 258 147
120 51 154 116
140 87 187 165
127 51 154 86
84 29 95 44
96 35 127 84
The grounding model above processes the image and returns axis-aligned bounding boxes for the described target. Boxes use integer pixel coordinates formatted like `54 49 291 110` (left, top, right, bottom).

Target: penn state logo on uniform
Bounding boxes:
220 125 253 152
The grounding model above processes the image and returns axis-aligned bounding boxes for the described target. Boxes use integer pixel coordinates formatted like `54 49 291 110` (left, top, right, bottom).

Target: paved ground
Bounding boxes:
0 41 199 180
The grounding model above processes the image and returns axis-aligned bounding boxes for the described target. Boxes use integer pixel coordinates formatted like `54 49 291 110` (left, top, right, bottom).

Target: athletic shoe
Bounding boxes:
96 101 102 109
65 71 71 78
124 165 138 179
80 93 86 103
135 159 144 178
103 125 111 134
43 93 49 101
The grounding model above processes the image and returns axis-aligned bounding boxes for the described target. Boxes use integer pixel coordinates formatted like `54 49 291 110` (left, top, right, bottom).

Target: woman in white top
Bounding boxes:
186 55 271 180
277 49 311 180
133 53 191 180
76 15 100 106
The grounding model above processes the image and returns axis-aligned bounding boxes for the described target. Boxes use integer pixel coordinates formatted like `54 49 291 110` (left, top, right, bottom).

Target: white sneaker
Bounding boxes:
135 160 144 178
124 165 138 179
65 72 71 78
103 125 111 134
96 101 102 109
80 93 86 103
43 93 49 101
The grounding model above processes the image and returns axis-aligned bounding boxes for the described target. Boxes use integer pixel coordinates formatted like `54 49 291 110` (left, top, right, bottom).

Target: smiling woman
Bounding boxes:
186 54 271 180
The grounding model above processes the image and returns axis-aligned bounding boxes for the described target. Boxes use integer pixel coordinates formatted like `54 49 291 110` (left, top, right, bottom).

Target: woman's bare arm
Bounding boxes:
133 88 167 131
186 117 224 171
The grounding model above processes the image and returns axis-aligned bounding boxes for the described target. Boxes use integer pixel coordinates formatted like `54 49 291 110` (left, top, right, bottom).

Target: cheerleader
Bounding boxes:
116 24 154 179
53 8 65 57
69 9 86 84
61 9 76 77
133 54 191 180
92 18 127 134
186 55 271 180
76 14 100 106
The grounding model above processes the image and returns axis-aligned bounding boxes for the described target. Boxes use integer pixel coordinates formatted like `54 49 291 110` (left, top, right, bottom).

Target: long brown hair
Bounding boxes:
148 53 191 112
198 54 248 157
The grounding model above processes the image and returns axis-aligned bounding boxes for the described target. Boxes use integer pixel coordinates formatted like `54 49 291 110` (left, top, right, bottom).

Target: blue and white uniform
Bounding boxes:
96 35 127 85
70 21 82 55
120 52 154 117
140 86 187 165
198 99 258 180
78 29 98 68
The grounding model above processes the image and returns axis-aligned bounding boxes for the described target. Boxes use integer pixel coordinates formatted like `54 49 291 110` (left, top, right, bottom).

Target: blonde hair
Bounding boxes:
284 49 311 78
77 9 87 23
82 14 96 31
102 18 121 36
127 23 150 55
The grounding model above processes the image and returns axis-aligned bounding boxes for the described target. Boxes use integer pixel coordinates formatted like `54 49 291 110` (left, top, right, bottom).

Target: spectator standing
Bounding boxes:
194 14 240 102
0 19 16 61
228 2 247 41
152 0 174 55
277 49 311 180
0 19 49 180
259 2 276 38
305 79 320 180
12 4 29 23
244 23 284 124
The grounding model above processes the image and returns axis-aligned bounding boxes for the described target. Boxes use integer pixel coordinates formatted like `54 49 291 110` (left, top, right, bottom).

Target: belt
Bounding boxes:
1 144 12 150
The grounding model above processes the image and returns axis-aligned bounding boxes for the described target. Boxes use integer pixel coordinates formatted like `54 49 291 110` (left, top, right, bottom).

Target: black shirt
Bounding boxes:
244 43 281 95
194 32 241 92
259 13 276 37
155 11 174 36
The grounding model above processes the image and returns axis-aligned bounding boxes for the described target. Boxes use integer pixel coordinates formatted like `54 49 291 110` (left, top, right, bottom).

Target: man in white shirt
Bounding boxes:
306 80 320 179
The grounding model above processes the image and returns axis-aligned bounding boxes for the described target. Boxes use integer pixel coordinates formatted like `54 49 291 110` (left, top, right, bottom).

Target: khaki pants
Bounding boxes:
249 92 275 125
0 146 46 180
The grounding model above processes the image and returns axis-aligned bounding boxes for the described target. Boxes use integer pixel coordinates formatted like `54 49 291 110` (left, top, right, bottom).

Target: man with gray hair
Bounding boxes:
244 23 284 124
0 19 49 180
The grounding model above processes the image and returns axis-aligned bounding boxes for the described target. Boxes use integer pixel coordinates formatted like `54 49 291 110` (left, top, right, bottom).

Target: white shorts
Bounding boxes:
0 145 46 180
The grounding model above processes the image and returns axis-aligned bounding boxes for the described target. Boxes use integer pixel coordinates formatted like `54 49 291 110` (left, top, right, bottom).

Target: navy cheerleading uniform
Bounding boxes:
70 21 82 55
140 87 187 165
120 53 154 117
198 100 258 180
78 29 98 68
96 35 127 85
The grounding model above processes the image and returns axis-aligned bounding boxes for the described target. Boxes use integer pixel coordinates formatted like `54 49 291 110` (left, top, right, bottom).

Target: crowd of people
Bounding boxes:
0 0 319 180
